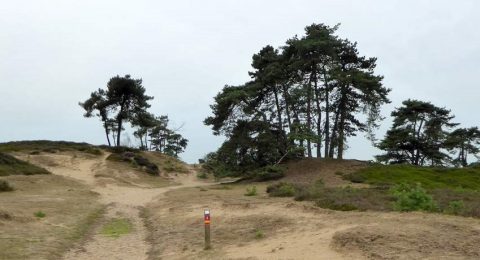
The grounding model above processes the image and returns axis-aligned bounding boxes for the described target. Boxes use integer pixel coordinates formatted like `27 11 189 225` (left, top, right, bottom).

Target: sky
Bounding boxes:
1 0 479 163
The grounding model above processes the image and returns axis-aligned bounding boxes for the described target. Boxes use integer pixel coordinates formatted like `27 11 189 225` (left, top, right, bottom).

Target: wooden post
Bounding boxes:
204 209 211 249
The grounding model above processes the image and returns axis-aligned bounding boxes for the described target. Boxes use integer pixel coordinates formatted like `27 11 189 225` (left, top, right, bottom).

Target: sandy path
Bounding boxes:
27 153 211 260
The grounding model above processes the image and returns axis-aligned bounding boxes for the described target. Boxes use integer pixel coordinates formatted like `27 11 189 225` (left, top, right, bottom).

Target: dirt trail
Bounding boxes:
22 153 211 260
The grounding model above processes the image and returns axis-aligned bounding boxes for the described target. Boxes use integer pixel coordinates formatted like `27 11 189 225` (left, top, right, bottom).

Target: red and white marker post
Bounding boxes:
204 209 211 249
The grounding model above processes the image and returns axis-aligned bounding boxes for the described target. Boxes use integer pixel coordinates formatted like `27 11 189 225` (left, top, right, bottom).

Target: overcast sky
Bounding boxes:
1 0 479 163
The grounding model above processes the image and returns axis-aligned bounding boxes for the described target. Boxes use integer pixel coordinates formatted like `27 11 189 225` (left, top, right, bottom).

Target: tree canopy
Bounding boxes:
80 75 188 158
204 23 390 173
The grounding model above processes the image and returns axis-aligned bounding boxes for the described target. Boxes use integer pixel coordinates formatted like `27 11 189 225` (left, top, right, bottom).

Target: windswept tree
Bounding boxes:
106 75 153 146
80 75 153 147
376 100 457 166
79 89 112 146
445 127 480 167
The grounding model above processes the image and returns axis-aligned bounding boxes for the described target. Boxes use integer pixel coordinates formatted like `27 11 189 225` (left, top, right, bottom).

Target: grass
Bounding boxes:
100 218 133 238
266 182 297 197
344 164 480 190
34 211 46 218
254 229 265 239
0 140 102 155
270 163 480 217
0 174 102 259
244 186 257 196
0 152 50 176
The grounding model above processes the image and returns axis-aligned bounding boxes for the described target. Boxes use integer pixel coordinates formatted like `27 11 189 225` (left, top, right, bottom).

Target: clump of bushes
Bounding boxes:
107 152 159 175
294 179 325 201
445 200 465 215
0 180 14 192
390 183 437 212
266 182 297 197
252 165 285 182
197 172 208 179
245 186 257 196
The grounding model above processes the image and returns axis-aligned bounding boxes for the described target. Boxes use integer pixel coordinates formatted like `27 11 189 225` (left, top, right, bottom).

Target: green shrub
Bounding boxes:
254 229 265 239
445 200 465 215
343 173 366 183
197 172 208 179
294 179 325 201
253 165 285 182
245 186 257 196
266 182 296 197
0 180 14 192
391 183 437 212
34 211 46 218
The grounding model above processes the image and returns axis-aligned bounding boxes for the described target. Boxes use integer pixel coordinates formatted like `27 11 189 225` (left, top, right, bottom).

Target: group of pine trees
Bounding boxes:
204 23 390 171
79 24 479 168
377 99 480 167
204 23 480 173
79 75 188 158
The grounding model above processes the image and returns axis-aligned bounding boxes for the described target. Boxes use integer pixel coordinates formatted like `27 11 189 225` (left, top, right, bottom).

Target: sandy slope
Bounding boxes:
19 152 212 260
18 152 480 260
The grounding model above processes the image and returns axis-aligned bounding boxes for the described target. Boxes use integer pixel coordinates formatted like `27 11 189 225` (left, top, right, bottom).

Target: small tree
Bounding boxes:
376 99 457 166
445 127 480 167
106 75 153 146
80 75 154 147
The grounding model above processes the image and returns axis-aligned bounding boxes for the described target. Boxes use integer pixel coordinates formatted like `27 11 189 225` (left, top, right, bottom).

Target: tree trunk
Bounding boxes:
282 85 293 132
337 86 347 159
103 121 111 147
116 118 122 147
322 67 331 157
329 108 340 158
313 71 322 158
139 134 144 149
306 79 313 158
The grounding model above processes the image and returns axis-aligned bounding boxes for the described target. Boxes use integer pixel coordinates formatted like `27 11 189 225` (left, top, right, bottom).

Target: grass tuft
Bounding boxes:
101 218 133 238
244 186 257 196
34 211 46 218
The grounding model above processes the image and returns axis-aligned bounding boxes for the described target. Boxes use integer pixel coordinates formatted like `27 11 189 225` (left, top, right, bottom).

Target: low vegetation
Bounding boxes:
266 182 297 197
0 179 14 192
0 140 102 155
106 150 159 175
244 186 257 196
343 164 480 190
0 174 102 259
266 164 480 217
100 218 133 238
0 152 50 176
34 211 46 218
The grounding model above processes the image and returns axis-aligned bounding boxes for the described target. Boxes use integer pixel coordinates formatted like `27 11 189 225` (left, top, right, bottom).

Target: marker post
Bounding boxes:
204 209 211 249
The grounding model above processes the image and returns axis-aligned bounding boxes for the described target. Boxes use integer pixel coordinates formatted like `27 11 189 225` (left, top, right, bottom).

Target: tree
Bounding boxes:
445 127 480 167
205 23 389 175
376 100 457 166
106 75 153 146
131 111 157 150
79 89 112 146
